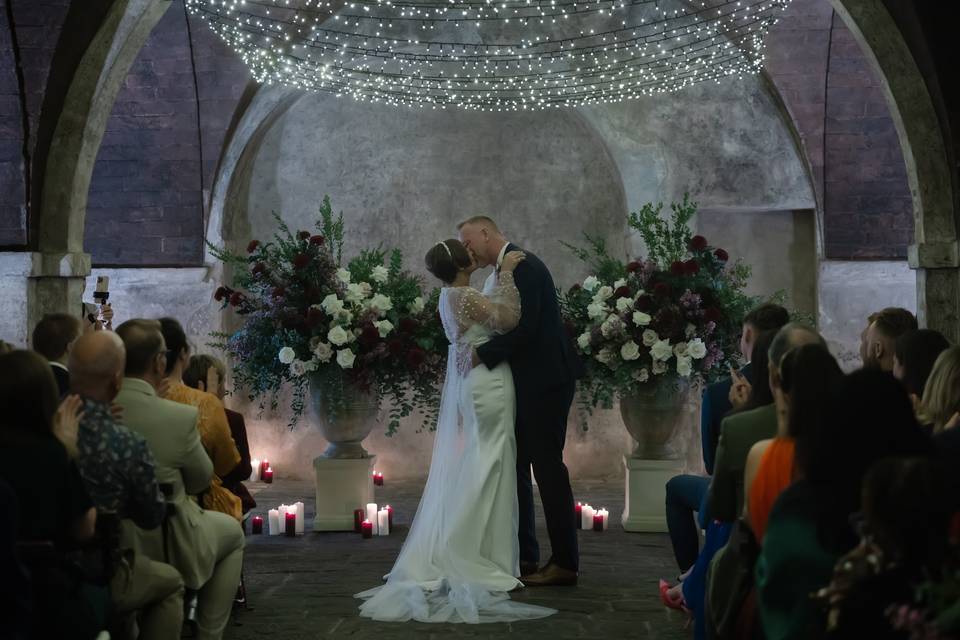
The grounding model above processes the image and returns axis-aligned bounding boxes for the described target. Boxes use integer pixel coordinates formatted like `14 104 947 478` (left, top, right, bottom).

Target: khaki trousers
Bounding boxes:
111 551 184 640
195 510 245 640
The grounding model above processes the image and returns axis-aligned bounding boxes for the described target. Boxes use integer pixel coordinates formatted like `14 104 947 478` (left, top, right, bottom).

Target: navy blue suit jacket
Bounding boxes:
701 363 752 475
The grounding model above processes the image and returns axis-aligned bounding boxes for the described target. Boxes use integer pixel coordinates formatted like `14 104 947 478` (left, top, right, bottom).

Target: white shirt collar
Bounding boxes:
495 243 509 269
50 361 69 372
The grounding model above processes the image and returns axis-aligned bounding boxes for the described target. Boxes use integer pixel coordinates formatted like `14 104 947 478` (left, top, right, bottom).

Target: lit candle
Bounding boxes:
295 501 305 534
385 505 394 530
268 509 280 535
377 509 390 536
600 508 610 531
372 471 384 487
361 520 373 539
366 503 379 535
593 513 604 532
251 515 263 534
575 502 583 530
262 467 274 484
259 459 270 479
353 508 365 532
285 512 296 537
251 458 261 482
581 505 595 530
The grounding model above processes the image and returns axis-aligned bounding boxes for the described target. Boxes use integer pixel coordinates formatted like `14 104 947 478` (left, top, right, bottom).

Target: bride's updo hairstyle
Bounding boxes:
425 239 472 284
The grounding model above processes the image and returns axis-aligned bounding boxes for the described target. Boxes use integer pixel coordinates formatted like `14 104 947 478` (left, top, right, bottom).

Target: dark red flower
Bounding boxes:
704 307 722 323
626 261 642 273
714 248 729 262
569 283 582 293
292 253 311 270
635 295 653 311
309 235 325 246
229 292 243 307
684 259 701 275
670 261 686 276
271 286 286 299
297 230 311 241
406 347 426 370
214 286 228 302
304 286 321 303
246 240 260 253
399 318 419 334
688 235 708 252
306 306 324 327
388 339 405 357
359 324 380 348
654 282 671 297
251 262 267 278
614 286 632 299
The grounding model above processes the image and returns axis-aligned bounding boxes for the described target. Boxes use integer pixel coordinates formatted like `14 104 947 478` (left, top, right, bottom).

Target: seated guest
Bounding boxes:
893 329 950 418
918 345 960 434
32 312 82 397
0 339 12 353
70 331 185 640
114 319 244 640
158 318 242 521
183 354 255 513
0 349 105 640
0 477 30 640
665 303 789 577
756 370 932 640
858 312 880 365
862 307 918 371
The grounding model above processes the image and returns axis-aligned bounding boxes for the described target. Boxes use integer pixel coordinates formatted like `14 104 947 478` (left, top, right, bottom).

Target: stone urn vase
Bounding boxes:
308 376 380 459
620 381 690 460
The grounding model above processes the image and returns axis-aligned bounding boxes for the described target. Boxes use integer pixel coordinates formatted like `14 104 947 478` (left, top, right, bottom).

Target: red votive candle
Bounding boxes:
251 516 264 534
373 472 384 487
385 505 394 530
354 508 366 532
262 467 274 484
361 520 373 539
593 513 604 532
259 460 270 479
285 512 296 537
575 503 583 530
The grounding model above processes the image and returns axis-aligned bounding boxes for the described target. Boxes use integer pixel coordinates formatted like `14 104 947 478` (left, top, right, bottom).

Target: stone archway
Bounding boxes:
830 0 959 339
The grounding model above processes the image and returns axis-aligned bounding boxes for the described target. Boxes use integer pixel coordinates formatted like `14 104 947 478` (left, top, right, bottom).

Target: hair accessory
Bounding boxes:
438 241 452 258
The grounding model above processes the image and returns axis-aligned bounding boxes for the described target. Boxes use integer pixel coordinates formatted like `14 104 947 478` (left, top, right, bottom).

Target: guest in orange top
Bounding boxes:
159 318 242 521
744 334 842 541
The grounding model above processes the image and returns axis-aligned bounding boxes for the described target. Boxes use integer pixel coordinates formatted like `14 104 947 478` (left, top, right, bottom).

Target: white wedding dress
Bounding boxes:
355 272 556 623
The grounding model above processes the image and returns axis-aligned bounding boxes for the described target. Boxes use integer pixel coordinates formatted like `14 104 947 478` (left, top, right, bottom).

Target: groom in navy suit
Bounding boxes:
459 216 585 587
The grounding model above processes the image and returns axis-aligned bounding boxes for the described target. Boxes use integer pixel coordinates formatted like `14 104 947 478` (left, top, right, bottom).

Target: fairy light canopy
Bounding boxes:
186 0 792 111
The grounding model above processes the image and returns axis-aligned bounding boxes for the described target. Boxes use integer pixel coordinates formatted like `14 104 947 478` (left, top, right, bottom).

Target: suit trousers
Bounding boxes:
111 551 184 640
516 380 579 572
665 474 711 571
195 510 245 640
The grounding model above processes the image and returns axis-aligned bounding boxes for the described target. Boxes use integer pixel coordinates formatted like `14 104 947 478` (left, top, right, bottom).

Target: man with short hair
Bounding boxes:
863 307 918 371
114 319 244 640
32 313 82 397
70 331 184 640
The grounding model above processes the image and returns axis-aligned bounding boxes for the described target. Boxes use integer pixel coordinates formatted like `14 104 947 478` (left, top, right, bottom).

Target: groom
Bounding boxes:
459 216 585 587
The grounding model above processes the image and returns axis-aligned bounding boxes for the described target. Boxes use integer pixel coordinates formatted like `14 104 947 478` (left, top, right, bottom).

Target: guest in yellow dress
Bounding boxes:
159 317 242 521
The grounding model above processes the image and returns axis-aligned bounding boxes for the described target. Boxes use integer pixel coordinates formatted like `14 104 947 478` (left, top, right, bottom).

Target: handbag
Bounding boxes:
706 516 760 639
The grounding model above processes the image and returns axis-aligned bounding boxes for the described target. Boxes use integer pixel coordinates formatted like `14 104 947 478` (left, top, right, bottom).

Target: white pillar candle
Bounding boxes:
377 509 390 536
268 509 281 535
600 509 610 530
295 501 305 534
366 503 379 535
251 458 261 482
581 505 595 530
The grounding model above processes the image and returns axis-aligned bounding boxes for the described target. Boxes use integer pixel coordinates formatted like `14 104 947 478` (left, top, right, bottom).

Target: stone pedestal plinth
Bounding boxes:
621 455 683 533
312 455 376 531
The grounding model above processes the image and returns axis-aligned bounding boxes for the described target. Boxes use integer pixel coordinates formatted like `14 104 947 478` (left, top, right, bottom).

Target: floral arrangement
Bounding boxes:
561 194 756 410
209 196 446 434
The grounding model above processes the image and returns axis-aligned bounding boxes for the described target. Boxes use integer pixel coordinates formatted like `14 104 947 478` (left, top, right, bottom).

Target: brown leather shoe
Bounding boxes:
520 561 540 577
520 563 578 587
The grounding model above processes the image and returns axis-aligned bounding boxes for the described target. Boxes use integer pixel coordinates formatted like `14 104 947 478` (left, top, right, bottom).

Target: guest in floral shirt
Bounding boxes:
70 331 185 640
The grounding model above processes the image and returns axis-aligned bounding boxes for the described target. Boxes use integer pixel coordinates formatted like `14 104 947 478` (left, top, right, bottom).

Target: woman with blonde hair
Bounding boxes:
918 345 960 433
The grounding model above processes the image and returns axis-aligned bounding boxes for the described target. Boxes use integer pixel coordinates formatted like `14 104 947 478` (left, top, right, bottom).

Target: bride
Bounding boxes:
355 238 556 624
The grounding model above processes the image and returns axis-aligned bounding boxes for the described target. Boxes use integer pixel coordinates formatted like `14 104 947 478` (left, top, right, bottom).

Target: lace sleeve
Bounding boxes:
457 272 521 333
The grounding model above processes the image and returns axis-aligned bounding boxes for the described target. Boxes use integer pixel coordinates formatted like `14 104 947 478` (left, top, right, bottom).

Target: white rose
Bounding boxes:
346 282 371 304
601 314 623 338
595 347 616 366
620 340 641 361
688 338 707 359
593 286 614 302
327 325 351 346
336 349 356 369
583 276 600 292
642 329 659 347
313 341 333 363
371 265 389 284
587 302 608 320
634 368 650 382
633 311 652 327
369 293 393 316
616 297 634 313
614 279 627 290
336 268 351 284
289 360 307 377
335 309 354 326
577 332 592 351
676 355 693 377
650 339 673 362
375 319 394 338
410 297 425 314
278 346 296 365
673 341 689 358
652 360 667 374
321 294 344 316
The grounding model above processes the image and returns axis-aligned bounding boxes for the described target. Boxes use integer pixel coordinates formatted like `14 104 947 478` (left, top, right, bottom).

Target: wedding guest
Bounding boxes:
756 369 932 640
159 318 242 521
862 307 918 371
114 319 244 640
70 331 185 640
893 329 950 419
665 303 789 576
918 345 960 433
0 349 105 640
32 312 82 397
0 477 30 640
858 312 880 365
0 338 13 353
183 354 255 513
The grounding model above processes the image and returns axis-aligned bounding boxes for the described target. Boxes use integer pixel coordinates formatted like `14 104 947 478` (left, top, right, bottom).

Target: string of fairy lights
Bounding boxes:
185 0 792 110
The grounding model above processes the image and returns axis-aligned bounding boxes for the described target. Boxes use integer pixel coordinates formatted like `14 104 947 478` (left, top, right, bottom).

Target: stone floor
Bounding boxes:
226 477 690 640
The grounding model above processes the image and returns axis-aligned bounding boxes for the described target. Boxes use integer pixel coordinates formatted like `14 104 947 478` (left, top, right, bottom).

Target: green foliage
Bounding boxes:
627 193 697 268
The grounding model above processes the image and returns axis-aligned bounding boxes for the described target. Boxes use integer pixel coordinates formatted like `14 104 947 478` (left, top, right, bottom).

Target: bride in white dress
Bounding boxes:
355 239 556 624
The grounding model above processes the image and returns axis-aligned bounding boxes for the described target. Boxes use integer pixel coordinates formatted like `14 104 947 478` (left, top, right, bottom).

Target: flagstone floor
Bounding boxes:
226 477 690 640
